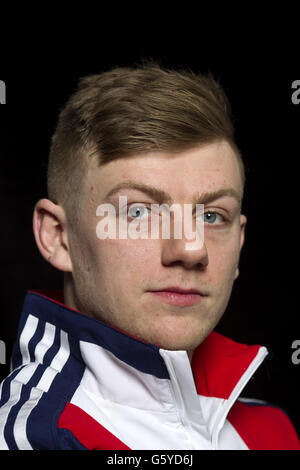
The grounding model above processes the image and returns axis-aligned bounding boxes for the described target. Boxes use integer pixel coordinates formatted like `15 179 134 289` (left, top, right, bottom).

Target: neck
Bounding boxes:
187 349 194 363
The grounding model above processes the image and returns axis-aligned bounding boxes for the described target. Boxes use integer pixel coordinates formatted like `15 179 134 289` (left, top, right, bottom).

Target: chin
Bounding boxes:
153 317 219 352
147 330 209 352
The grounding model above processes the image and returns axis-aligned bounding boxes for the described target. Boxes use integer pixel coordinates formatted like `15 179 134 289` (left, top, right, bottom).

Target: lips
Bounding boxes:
158 286 203 295
148 286 206 306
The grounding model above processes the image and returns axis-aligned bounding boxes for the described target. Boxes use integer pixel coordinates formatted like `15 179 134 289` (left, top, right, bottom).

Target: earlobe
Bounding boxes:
240 214 247 250
234 215 247 281
32 198 73 272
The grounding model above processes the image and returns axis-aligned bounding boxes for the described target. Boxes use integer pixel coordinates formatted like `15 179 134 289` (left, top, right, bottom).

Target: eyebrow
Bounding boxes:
104 181 242 206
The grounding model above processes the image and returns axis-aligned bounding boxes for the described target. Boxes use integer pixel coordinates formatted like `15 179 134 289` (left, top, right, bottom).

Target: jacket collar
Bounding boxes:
15 289 268 445
19 289 269 397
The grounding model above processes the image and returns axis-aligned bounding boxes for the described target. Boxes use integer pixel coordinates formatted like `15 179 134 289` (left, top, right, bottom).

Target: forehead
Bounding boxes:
86 140 243 201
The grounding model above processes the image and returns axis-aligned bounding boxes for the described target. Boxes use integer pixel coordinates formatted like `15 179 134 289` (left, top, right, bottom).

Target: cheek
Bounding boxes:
206 232 241 277
96 239 159 279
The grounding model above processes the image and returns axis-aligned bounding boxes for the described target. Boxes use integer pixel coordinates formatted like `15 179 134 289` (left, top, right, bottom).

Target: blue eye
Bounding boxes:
202 211 224 224
128 205 149 219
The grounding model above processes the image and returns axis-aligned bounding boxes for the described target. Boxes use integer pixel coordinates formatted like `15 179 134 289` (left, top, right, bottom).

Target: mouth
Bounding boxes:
148 286 206 307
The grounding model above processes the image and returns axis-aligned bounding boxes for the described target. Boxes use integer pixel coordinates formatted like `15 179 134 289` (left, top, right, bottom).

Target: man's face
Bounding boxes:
65 140 246 354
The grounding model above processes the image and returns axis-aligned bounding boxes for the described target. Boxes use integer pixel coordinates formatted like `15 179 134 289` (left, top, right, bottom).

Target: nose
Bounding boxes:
160 212 209 269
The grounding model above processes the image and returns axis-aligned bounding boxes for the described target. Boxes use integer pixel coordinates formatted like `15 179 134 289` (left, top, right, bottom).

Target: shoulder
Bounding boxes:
0 363 84 450
228 398 300 450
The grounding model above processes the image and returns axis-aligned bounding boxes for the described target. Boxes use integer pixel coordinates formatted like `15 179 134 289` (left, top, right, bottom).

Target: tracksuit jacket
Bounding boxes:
0 289 299 450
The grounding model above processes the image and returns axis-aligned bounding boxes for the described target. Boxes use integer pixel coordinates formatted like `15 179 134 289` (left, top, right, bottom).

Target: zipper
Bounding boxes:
160 350 211 450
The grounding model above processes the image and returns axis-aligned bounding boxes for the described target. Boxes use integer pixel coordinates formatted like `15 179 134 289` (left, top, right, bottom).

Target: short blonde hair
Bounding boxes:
47 60 244 227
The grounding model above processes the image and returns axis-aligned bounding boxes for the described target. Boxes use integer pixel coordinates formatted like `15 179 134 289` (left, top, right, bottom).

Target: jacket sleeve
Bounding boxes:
228 399 300 450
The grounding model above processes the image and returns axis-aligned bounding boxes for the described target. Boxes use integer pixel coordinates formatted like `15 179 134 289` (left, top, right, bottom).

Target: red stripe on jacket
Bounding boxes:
58 403 131 450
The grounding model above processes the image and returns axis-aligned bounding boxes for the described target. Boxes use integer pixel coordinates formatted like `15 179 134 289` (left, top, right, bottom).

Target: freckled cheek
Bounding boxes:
96 239 159 276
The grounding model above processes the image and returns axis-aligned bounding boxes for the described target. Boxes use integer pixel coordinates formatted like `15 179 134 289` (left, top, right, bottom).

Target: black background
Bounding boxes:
0 16 299 439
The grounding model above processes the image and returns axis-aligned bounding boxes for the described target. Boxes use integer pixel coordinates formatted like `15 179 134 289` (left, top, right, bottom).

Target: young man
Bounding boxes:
0 62 299 450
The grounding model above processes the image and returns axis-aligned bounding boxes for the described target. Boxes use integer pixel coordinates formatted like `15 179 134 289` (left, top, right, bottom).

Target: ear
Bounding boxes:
32 198 73 272
234 214 247 280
